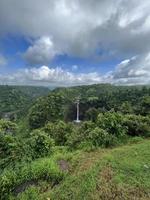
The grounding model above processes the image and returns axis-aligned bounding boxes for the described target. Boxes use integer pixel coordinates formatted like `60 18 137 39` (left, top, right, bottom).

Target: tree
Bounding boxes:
0 119 17 135
28 93 65 129
85 107 99 122
140 96 150 115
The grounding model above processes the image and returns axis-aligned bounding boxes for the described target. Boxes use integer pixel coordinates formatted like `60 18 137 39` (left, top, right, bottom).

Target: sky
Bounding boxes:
0 0 150 87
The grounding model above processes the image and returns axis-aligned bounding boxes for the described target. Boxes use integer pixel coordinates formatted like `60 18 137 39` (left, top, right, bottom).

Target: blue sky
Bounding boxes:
0 0 150 86
0 34 120 74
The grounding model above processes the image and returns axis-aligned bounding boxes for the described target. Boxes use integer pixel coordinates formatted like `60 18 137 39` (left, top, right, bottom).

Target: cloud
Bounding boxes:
1 0 150 60
0 0 150 84
112 53 150 84
23 36 60 64
0 56 150 86
0 54 7 66
0 65 103 86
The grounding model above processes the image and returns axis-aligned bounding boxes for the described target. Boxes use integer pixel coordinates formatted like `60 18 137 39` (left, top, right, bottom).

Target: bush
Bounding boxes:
66 121 96 149
28 130 54 158
43 121 74 145
123 114 150 137
97 112 127 137
0 119 17 135
87 127 118 148
66 122 118 149
0 134 32 169
0 157 63 200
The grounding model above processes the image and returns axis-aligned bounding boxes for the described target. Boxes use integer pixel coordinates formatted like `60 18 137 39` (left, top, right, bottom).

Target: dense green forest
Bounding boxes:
0 84 150 199
0 85 50 120
29 84 150 128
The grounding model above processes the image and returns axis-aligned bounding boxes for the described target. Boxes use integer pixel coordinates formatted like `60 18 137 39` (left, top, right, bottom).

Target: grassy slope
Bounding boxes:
7 139 150 200
49 139 150 200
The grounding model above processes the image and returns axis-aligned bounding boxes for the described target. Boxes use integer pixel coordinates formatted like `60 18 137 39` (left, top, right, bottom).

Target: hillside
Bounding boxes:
45 139 150 200
28 84 150 129
0 85 50 119
12 86 50 98
1 139 150 199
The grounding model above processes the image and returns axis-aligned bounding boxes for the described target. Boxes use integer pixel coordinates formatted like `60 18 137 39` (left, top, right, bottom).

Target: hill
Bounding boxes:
0 85 50 120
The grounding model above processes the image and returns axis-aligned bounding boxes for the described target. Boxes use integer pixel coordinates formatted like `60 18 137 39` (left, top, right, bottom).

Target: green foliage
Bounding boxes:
66 121 96 149
67 122 119 150
0 83 150 199
0 134 32 169
119 101 133 114
0 85 50 120
87 127 118 148
27 84 150 125
66 111 150 150
0 125 55 169
28 130 54 158
0 157 63 200
85 107 99 122
140 96 150 115
28 97 48 129
123 114 150 137
13 187 40 200
28 93 65 129
0 119 17 135
97 112 127 137
50 140 150 200
43 121 73 145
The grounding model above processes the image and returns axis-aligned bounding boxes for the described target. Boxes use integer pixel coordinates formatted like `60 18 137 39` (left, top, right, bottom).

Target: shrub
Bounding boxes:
87 127 118 148
66 121 96 149
140 96 150 115
0 134 31 169
28 130 54 158
0 157 63 200
43 121 74 145
123 114 150 137
66 122 118 149
97 112 127 137
0 119 17 135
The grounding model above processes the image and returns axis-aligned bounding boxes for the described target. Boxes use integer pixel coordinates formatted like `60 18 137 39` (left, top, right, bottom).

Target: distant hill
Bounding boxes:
12 85 50 98
0 85 50 119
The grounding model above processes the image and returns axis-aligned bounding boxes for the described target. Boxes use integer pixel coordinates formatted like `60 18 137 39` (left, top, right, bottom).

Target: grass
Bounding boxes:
0 156 66 200
2 139 150 200
49 139 150 200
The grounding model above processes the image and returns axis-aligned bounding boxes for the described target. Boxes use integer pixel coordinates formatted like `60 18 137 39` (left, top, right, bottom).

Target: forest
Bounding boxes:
0 85 50 120
0 84 150 200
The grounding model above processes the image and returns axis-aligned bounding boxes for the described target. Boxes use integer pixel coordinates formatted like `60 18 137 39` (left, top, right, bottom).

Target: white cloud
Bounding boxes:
112 53 150 84
0 0 150 84
0 65 103 86
0 57 150 86
0 54 7 66
23 36 59 64
1 0 150 61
